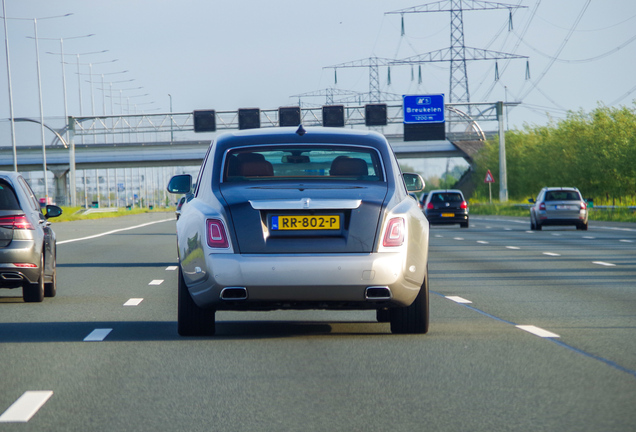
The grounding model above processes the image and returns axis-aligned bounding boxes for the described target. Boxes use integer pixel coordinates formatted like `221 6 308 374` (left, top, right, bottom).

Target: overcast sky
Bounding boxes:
1 0 635 143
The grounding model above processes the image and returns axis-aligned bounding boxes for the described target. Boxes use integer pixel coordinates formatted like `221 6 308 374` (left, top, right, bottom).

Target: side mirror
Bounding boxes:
528 198 535 204
44 205 63 219
167 174 192 194
403 172 425 193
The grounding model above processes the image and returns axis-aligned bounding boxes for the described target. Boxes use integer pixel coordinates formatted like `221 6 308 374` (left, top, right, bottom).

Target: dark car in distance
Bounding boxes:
423 189 469 228
0 171 62 302
168 126 430 336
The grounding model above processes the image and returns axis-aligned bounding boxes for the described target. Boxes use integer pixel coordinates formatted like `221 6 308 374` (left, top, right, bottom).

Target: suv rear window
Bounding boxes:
0 181 20 210
223 145 383 182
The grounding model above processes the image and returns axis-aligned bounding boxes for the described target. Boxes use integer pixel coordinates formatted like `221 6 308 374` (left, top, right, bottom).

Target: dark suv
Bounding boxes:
423 189 469 228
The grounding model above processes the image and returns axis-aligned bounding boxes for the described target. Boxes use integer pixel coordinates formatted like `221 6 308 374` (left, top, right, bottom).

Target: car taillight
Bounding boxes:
460 201 468 209
383 217 404 247
580 202 587 210
14 263 37 268
206 219 229 248
539 202 546 211
0 215 34 230
426 203 434 210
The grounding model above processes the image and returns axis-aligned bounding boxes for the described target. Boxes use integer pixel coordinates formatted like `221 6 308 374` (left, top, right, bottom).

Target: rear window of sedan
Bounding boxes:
223 145 384 182
430 192 464 203
0 181 20 210
545 191 581 201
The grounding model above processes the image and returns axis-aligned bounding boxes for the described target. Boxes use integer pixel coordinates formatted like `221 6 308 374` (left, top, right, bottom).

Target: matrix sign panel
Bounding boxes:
403 94 445 124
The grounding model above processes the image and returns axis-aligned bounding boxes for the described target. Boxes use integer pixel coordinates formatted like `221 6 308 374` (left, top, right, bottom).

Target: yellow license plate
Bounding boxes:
272 215 340 230
441 213 455 217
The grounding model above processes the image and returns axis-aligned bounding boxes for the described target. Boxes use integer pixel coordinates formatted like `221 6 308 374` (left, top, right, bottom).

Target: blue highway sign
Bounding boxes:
403 94 445 124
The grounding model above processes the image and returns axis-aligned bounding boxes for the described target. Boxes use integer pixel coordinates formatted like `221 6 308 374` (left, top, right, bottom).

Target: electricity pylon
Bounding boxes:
386 0 528 104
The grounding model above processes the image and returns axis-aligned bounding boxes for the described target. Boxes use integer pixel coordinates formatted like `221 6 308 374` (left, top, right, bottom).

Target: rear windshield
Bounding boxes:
223 145 383 182
0 181 20 210
545 191 581 201
431 192 463 203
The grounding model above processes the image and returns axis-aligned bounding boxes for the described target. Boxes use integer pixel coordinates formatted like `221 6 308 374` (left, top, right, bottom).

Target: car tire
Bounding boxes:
23 255 44 303
460 222 469 228
577 222 588 231
44 254 57 298
390 270 429 334
177 266 216 336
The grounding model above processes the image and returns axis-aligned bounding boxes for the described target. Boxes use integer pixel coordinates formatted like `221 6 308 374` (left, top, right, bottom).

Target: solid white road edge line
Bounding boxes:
0 391 53 423
57 218 174 245
124 298 144 306
516 325 560 338
84 328 113 342
446 296 472 304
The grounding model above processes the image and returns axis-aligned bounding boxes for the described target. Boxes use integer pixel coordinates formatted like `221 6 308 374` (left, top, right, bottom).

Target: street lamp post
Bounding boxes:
1 0 17 171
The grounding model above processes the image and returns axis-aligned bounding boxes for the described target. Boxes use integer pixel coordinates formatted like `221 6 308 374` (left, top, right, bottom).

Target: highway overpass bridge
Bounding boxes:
1 101 508 205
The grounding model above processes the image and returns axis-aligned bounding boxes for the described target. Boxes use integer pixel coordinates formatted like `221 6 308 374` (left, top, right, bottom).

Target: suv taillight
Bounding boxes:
0 215 34 230
580 202 587 210
539 202 546 211
383 217 404 247
206 219 229 248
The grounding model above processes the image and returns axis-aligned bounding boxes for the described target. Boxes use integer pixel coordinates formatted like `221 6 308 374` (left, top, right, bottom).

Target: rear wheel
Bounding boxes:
577 222 588 231
376 308 390 323
44 254 57 298
177 266 216 336
23 255 44 303
390 271 429 334
460 222 469 228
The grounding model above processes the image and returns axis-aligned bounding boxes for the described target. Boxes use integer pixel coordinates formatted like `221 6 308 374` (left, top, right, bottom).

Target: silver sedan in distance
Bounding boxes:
168 126 429 336
529 187 589 230
0 171 62 302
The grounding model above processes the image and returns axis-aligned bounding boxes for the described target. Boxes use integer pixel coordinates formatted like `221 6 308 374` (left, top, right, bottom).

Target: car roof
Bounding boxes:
214 126 389 152
428 189 464 194
542 187 580 191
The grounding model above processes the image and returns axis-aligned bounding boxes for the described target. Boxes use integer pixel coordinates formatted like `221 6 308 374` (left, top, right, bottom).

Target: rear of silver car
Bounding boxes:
169 128 429 336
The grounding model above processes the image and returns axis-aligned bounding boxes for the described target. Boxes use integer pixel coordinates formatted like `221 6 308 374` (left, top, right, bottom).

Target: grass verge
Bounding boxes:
50 206 175 223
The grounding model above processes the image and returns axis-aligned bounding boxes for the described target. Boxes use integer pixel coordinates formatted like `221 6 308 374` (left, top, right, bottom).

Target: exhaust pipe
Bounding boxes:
1 273 23 281
365 286 392 301
220 287 248 300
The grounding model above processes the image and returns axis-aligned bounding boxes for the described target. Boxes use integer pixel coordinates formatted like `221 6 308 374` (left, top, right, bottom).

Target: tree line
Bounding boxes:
473 104 636 203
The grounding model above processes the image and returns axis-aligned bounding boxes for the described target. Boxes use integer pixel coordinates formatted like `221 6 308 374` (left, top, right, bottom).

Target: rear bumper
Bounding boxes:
0 240 40 287
538 211 588 226
184 252 425 310
425 211 468 225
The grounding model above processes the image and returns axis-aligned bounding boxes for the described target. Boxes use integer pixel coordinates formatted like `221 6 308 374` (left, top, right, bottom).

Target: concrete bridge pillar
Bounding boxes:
50 168 69 206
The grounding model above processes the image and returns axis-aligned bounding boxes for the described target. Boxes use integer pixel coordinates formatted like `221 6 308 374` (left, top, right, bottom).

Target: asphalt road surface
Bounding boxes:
1 212 635 431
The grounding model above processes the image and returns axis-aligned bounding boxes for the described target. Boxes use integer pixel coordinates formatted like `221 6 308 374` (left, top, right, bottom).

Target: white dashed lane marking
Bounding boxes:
84 328 113 342
543 252 561 257
477 241 489 244
516 325 560 338
593 261 616 267
148 280 164 285
506 246 520 250
0 391 53 423
124 298 144 306
445 296 472 304
165 266 178 270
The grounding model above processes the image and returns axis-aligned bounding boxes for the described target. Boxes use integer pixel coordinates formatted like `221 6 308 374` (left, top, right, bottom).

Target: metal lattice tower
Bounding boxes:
324 56 397 103
386 0 527 104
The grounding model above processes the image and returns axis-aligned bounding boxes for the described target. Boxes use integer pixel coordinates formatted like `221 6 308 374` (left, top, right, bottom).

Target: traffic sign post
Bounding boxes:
484 169 495 203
